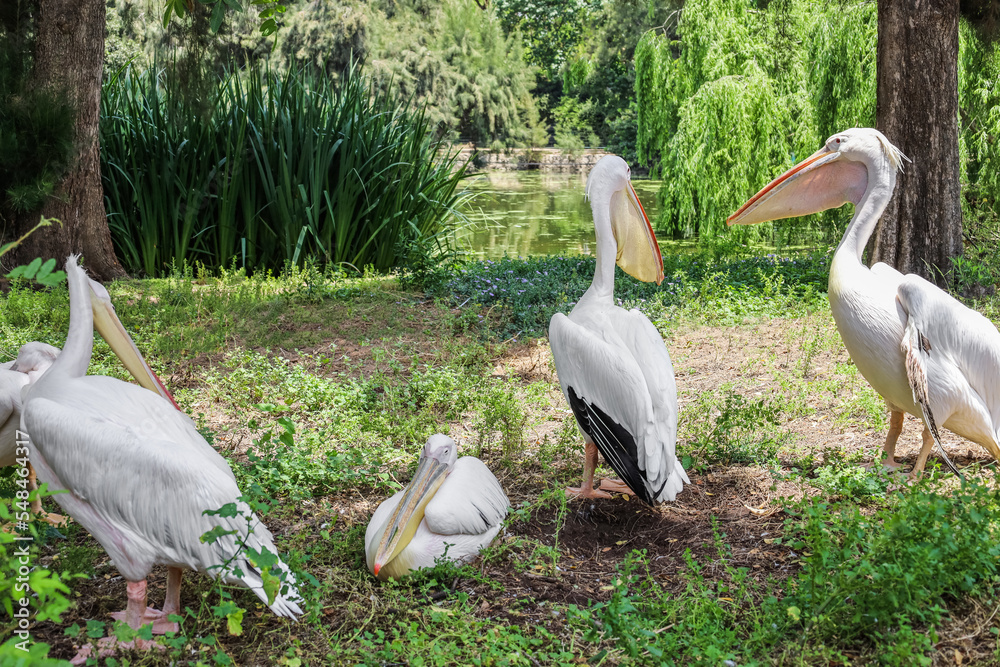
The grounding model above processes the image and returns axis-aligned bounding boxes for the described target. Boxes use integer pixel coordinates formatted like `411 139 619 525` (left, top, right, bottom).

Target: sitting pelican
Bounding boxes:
728 127 1000 476
21 256 302 659
365 434 509 580
1 342 63 523
549 155 689 504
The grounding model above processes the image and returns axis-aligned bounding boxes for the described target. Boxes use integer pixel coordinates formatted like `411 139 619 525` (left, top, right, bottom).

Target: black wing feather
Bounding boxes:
567 386 661 505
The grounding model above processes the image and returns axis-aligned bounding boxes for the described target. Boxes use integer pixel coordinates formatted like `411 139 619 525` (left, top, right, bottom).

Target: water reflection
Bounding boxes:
456 172 663 259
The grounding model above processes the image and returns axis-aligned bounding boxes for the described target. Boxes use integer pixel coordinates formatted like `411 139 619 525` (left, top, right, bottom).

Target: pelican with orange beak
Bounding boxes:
549 155 689 504
728 128 1000 477
21 256 301 661
365 434 509 580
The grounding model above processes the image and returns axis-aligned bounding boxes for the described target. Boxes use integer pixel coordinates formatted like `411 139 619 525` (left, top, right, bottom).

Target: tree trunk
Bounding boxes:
8 0 124 281
872 0 962 285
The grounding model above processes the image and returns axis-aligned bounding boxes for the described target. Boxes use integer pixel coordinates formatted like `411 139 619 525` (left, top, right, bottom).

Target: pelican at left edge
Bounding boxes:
20 255 303 660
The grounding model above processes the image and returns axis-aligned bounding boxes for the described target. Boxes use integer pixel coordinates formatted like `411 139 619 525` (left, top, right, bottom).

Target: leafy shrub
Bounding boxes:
783 478 1000 648
101 63 471 276
682 391 788 469
433 252 830 338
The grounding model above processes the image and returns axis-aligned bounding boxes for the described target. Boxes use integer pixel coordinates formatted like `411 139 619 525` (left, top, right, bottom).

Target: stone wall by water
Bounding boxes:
452 146 610 172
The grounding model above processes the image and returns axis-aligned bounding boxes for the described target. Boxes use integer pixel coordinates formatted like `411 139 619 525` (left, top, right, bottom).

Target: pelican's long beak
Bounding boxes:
89 288 180 410
727 146 868 226
612 183 664 285
372 454 449 579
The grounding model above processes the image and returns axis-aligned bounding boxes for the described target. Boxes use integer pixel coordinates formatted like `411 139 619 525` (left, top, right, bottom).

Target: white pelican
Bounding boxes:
1 342 64 523
365 434 509 580
728 127 1000 476
548 155 689 504
21 256 302 657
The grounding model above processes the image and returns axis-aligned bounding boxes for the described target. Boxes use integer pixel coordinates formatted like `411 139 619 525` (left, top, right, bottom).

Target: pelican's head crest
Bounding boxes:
872 130 909 173
585 155 630 202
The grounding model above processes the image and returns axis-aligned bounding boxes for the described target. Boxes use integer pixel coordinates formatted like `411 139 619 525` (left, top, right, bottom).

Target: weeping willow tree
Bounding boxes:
959 21 1000 225
636 0 876 244
366 0 541 149
637 0 1000 250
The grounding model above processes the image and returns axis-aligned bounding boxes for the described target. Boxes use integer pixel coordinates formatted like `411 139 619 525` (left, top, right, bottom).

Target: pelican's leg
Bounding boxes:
72 581 162 664
882 410 905 470
155 567 183 634
567 441 613 499
910 427 936 480
110 578 173 631
27 463 67 526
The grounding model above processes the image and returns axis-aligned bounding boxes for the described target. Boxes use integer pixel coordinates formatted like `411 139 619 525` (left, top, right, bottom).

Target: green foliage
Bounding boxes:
0 497 78 665
571 544 778 664
101 63 470 276
634 0 874 243
563 1 673 161
784 478 1000 650
552 96 598 155
808 463 891 500
959 19 1000 236
682 391 788 469
0 18 75 217
434 252 829 337
493 0 595 80
277 0 368 77
237 414 383 499
367 0 542 148
6 258 66 288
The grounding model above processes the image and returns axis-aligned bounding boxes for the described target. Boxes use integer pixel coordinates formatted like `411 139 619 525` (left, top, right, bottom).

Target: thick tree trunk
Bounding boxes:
8 0 124 281
872 0 962 285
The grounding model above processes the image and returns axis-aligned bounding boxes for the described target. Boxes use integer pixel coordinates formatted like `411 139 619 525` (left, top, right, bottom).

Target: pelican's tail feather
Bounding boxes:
655 457 689 503
210 507 305 620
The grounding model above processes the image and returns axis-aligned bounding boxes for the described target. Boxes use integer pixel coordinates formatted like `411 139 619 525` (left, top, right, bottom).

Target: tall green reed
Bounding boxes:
101 64 471 276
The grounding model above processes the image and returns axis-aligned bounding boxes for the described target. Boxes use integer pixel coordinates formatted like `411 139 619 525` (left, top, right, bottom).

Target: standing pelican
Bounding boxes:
21 256 302 659
365 434 509 580
728 127 1000 476
1 342 63 523
549 155 689 504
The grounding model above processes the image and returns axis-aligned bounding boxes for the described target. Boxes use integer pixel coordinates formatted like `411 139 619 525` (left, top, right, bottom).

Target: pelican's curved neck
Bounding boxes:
834 159 896 265
47 259 93 380
584 196 617 303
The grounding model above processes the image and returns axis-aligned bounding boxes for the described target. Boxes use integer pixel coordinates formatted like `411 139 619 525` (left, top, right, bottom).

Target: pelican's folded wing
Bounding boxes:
549 312 662 504
897 275 1000 458
424 457 509 537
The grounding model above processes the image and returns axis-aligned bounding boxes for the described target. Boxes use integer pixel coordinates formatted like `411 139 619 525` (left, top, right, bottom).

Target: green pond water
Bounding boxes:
456 171 675 259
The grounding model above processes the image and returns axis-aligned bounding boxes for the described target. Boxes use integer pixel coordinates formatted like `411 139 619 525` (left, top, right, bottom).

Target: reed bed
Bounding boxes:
101 65 470 276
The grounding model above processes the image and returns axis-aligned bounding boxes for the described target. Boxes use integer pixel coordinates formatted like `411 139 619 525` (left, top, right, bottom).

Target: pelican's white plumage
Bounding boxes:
365 434 509 580
0 343 62 521
549 155 688 504
21 256 301 645
728 127 1000 474
1 342 59 467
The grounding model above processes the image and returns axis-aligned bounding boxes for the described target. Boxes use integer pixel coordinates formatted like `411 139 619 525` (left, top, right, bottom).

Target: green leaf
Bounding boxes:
226 607 244 636
210 2 226 33
200 525 238 544
203 503 239 519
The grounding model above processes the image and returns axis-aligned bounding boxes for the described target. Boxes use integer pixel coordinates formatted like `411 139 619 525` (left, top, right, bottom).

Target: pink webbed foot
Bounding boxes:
70 634 165 665
110 606 180 635
566 485 614 500
598 478 637 496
